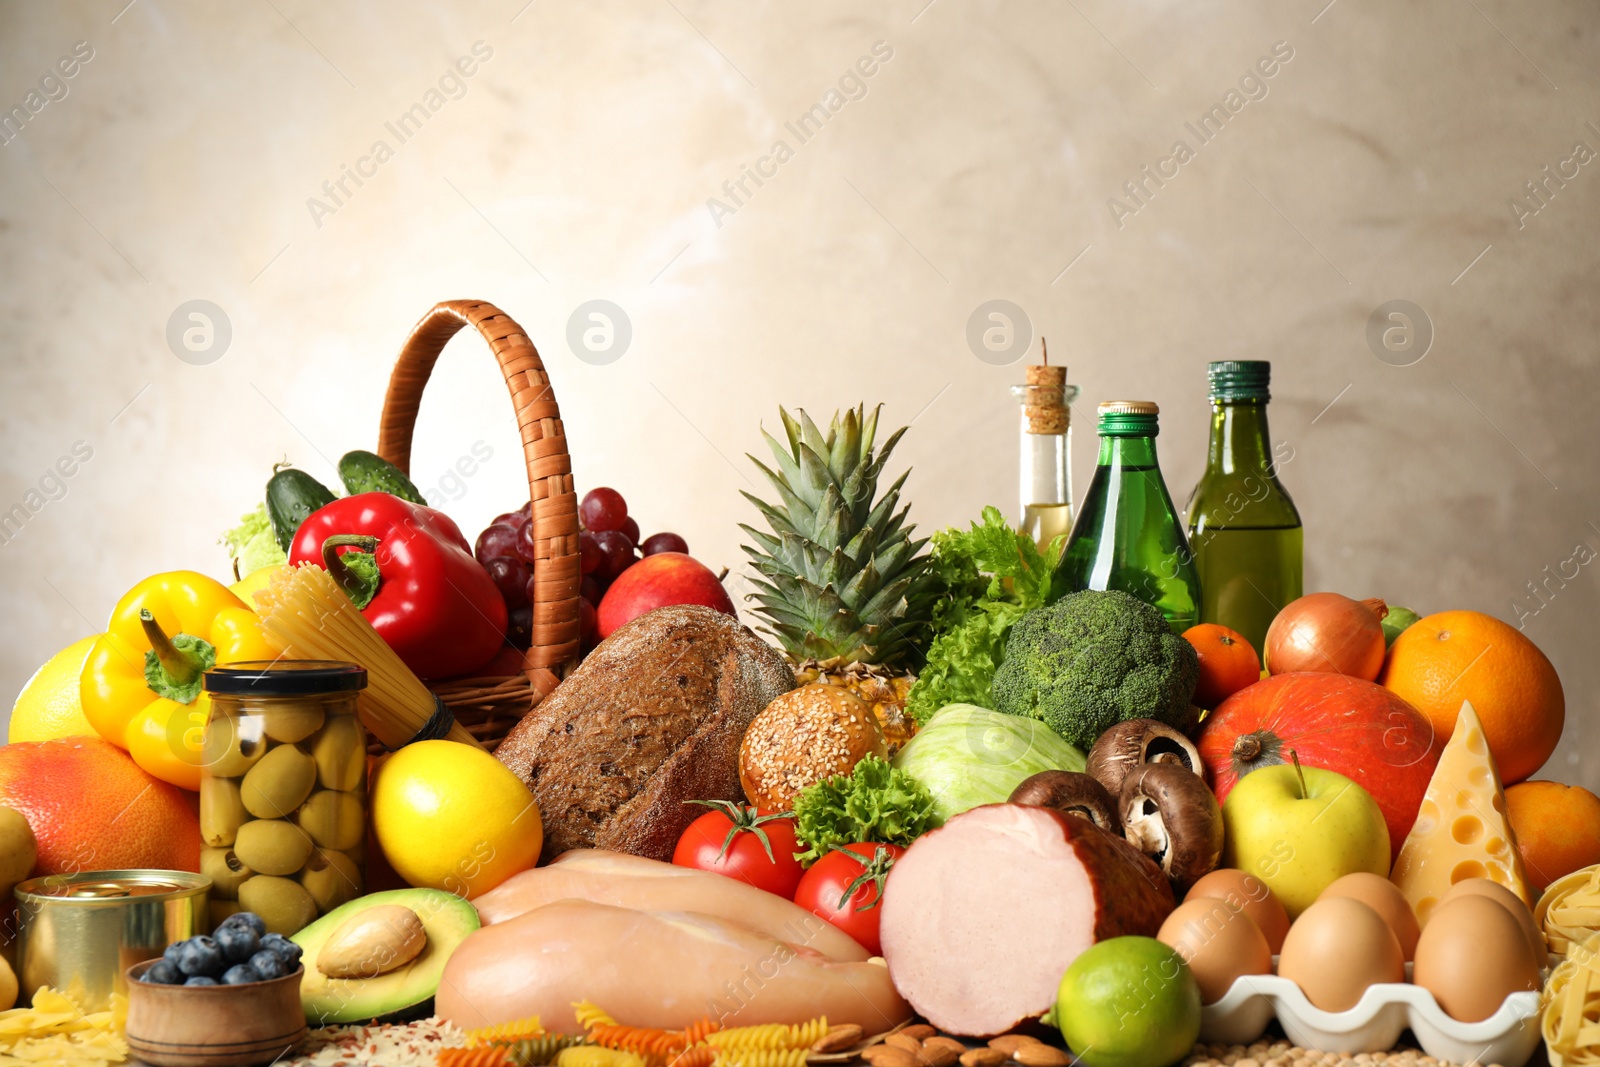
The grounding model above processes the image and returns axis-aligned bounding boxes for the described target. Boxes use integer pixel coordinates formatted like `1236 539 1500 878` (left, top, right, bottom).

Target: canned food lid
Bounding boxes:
204 659 367 695
18 870 210 901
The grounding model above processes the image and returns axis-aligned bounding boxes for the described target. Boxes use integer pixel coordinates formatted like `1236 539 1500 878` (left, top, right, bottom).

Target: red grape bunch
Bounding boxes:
474 487 687 654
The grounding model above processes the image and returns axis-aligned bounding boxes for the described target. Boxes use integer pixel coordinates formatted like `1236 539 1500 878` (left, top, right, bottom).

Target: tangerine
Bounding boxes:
1183 623 1262 710
1378 610 1562 785
0 736 200 875
1504 780 1600 893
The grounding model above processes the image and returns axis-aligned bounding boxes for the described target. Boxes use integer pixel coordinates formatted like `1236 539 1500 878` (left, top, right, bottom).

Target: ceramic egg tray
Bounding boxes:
1200 966 1542 1067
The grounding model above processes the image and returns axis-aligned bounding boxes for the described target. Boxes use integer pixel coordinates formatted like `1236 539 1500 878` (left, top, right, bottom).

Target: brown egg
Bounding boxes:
1437 877 1546 965
1185 867 1291 953
1158 897 1274 1004
1414 894 1541 1022
1317 873 1421 960
1277 897 1405 1013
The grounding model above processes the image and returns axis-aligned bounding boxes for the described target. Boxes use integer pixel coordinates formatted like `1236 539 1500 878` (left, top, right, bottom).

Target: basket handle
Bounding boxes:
376 299 580 699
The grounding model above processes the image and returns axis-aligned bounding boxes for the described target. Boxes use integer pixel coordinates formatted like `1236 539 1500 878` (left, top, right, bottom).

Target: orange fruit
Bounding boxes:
1378 610 1563 785
0 737 200 876
1505 780 1600 893
1183 623 1262 710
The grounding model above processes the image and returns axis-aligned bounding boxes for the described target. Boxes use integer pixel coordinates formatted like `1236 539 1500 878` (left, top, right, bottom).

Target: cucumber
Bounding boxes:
337 450 427 505
266 468 338 551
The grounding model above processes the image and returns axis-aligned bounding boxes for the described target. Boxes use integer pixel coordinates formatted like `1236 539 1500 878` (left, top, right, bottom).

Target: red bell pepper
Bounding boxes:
289 493 508 680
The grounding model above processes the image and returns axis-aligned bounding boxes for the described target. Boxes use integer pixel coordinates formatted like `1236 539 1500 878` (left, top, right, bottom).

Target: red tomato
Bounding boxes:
792 843 904 956
672 800 804 898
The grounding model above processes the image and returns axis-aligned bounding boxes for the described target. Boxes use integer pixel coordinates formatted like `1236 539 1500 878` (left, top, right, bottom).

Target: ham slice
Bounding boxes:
879 803 1175 1036
472 849 870 962
437 899 911 1033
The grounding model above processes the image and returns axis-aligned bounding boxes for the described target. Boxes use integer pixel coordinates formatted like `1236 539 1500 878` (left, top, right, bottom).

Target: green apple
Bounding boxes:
1220 762 1389 920
1055 936 1200 1067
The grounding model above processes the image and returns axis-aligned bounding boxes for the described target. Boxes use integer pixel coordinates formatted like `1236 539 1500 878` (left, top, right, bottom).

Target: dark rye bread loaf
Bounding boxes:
495 605 795 862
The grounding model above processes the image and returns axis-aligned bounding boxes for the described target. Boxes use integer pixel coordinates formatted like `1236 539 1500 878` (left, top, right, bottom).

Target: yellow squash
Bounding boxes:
80 571 274 790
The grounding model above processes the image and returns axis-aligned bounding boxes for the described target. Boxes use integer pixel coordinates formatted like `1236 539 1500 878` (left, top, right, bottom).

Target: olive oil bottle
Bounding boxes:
1184 361 1302 653
1050 401 1201 632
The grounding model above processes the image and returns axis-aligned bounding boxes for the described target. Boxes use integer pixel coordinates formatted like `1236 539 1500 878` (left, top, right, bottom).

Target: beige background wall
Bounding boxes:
2 0 1597 787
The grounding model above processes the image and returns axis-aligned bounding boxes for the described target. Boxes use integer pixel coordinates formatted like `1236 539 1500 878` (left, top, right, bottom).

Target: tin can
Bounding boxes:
15 870 209 1011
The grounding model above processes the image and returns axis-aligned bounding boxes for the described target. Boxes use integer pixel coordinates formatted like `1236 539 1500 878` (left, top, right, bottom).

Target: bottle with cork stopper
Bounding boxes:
1010 339 1079 550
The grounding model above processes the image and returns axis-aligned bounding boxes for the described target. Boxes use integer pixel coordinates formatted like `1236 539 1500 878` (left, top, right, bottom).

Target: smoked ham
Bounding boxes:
437 899 911 1033
879 803 1175 1036
472 849 870 962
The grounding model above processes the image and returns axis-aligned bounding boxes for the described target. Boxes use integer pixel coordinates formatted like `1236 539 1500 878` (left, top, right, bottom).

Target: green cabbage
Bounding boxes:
891 703 1086 824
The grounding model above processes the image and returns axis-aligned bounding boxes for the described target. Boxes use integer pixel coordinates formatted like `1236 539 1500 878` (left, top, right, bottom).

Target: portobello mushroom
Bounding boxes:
1118 762 1223 893
1008 771 1122 836
1086 718 1204 797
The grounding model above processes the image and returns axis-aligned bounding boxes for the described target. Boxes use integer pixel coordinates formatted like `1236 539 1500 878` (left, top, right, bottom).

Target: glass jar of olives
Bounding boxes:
200 661 368 936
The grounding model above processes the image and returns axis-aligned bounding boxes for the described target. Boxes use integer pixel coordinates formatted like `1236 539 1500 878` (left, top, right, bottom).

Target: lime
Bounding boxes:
1055 937 1200 1067
1381 605 1420 647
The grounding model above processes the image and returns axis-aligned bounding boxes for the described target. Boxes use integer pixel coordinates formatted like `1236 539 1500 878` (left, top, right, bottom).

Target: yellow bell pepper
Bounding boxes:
80 571 275 791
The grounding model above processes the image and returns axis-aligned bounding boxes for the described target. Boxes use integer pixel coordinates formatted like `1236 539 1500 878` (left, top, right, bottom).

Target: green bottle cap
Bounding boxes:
1208 360 1271 401
1097 400 1159 436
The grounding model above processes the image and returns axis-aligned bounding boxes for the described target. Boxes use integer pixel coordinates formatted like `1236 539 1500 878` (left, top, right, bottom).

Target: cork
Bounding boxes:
1023 339 1069 434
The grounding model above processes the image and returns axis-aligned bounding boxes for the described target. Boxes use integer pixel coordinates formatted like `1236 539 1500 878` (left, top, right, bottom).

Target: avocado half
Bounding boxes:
291 888 480 1025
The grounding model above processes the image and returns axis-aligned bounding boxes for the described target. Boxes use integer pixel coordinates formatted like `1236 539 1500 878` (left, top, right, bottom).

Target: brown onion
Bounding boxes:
1263 593 1388 680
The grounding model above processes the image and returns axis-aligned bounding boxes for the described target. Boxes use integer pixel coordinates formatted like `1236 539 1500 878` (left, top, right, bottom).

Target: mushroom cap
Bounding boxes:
1008 770 1122 836
1119 761 1223 893
1085 718 1204 797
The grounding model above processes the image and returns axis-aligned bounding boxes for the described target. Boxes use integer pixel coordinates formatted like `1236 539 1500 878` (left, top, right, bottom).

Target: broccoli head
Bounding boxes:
989 589 1199 749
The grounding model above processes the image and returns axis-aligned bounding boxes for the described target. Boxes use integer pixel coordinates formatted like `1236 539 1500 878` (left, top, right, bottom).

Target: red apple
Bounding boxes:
596 552 734 638
1197 672 1442 863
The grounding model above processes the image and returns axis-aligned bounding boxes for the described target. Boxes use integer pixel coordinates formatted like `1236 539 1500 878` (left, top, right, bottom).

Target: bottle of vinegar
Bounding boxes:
1010 342 1079 550
1184 361 1302 653
1051 401 1201 632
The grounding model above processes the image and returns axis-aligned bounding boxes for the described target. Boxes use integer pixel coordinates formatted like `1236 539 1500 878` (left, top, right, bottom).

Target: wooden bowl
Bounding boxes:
124 959 308 1067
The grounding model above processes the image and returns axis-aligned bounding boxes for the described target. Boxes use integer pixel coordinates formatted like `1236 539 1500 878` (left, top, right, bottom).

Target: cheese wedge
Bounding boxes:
1390 700 1531 923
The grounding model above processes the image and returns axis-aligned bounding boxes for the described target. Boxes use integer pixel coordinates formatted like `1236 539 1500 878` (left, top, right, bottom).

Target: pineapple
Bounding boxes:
740 405 938 748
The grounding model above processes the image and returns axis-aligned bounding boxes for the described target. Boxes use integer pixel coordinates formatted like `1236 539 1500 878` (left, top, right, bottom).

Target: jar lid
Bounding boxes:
1208 360 1271 401
204 660 367 695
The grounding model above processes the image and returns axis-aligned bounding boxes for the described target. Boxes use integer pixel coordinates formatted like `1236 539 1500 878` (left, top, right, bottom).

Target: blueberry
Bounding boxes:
219 911 267 938
215 923 260 965
175 935 225 977
259 933 303 966
183 975 219 986
141 959 183 985
248 950 288 980
162 941 187 965
221 964 261 985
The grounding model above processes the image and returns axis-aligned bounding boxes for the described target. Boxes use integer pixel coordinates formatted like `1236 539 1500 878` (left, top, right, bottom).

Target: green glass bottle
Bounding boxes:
1184 361 1303 653
1050 401 1201 632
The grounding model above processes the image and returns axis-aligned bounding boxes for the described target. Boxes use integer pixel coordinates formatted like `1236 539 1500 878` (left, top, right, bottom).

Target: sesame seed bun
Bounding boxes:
739 683 887 810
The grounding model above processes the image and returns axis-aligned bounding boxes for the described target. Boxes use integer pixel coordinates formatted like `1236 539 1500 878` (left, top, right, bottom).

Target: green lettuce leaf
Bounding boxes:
792 755 939 865
222 503 287 575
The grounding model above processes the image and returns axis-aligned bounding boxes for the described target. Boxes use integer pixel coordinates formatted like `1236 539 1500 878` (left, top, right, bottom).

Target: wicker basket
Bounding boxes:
373 299 582 750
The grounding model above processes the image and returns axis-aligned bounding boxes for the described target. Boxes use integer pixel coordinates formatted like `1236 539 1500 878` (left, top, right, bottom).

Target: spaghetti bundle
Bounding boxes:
255 563 479 748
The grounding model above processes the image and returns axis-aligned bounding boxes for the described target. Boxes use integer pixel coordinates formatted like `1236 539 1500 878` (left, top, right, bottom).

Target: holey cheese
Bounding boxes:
1390 700 1531 923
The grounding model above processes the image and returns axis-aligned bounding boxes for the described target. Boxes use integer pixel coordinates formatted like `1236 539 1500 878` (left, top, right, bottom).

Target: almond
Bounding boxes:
901 1026 939 1043
862 1046 920 1067
987 1037 1043 1055
920 1043 961 1067
886 1034 925 1055
960 1050 1010 1067
923 1038 968 1056
1011 1046 1071 1067
811 1025 864 1054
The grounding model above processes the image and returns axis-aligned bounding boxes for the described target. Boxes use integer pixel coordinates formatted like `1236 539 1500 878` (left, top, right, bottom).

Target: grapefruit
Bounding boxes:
8 635 99 743
0 737 200 876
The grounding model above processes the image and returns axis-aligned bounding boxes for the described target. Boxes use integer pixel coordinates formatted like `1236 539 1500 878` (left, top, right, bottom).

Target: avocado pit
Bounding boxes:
317 904 427 980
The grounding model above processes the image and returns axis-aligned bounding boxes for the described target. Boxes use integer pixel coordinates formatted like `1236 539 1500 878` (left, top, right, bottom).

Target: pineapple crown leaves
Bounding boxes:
739 404 939 667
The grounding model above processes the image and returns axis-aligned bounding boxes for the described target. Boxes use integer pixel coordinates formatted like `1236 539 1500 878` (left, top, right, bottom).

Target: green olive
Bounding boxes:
200 847 255 899
208 900 242 928
260 703 326 744
233 819 314 877
200 776 248 847
238 875 319 936
295 789 365 851
310 714 366 792
300 848 363 913
240 744 316 820
202 716 267 778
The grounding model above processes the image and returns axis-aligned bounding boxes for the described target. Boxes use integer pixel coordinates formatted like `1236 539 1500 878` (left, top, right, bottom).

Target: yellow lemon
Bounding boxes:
229 564 290 611
9 636 98 743
371 740 541 899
